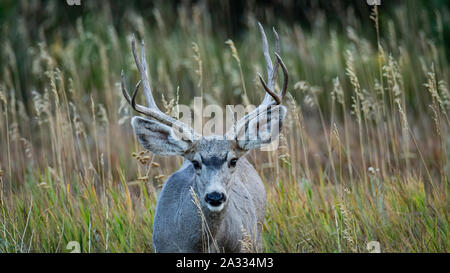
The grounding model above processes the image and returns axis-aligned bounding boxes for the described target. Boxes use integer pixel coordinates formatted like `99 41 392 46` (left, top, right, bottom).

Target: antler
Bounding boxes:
121 35 197 141
257 23 288 105
233 23 289 133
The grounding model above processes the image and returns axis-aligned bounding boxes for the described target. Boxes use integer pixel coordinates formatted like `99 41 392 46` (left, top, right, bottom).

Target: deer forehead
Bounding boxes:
188 137 236 161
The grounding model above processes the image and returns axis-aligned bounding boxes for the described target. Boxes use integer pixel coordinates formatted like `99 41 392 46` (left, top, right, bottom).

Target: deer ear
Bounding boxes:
131 116 190 156
235 105 286 151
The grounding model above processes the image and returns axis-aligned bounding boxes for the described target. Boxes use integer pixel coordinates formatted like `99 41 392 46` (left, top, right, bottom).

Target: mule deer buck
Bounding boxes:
121 23 288 252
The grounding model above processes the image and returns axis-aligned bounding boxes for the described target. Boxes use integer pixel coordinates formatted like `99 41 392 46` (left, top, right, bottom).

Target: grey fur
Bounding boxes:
152 151 267 252
122 23 288 252
132 117 285 252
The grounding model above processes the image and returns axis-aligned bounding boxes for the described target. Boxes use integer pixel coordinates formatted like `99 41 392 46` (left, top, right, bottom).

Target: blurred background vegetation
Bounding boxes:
1 0 449 110
0 0 448 252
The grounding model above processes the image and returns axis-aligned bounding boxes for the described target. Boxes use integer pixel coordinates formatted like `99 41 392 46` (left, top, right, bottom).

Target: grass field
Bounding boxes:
0 1 448 252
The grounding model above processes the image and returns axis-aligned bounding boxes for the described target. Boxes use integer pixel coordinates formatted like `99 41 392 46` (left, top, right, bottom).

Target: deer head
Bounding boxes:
121 23 288 213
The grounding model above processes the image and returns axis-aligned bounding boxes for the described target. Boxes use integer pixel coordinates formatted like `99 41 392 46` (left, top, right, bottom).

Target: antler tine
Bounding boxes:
141 40 148 75
257 73 281 105
121 67 151 116
273 27 280 54
131 80 142 112
270 27 280 89
258 22 274 86
131 34 158 110
121 70 132 104
259 53 288 105
274 52 288 101
121 72 153 116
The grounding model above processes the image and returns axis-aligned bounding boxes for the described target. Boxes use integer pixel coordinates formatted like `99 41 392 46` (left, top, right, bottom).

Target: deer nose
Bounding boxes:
205 191 226 206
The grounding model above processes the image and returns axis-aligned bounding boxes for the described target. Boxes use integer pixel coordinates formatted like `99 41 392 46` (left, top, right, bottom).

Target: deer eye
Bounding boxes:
192 160 201 170
229 158 238 168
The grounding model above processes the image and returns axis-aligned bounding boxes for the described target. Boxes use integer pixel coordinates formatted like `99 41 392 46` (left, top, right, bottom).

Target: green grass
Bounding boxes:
0 167 447 253
0 1 449 252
